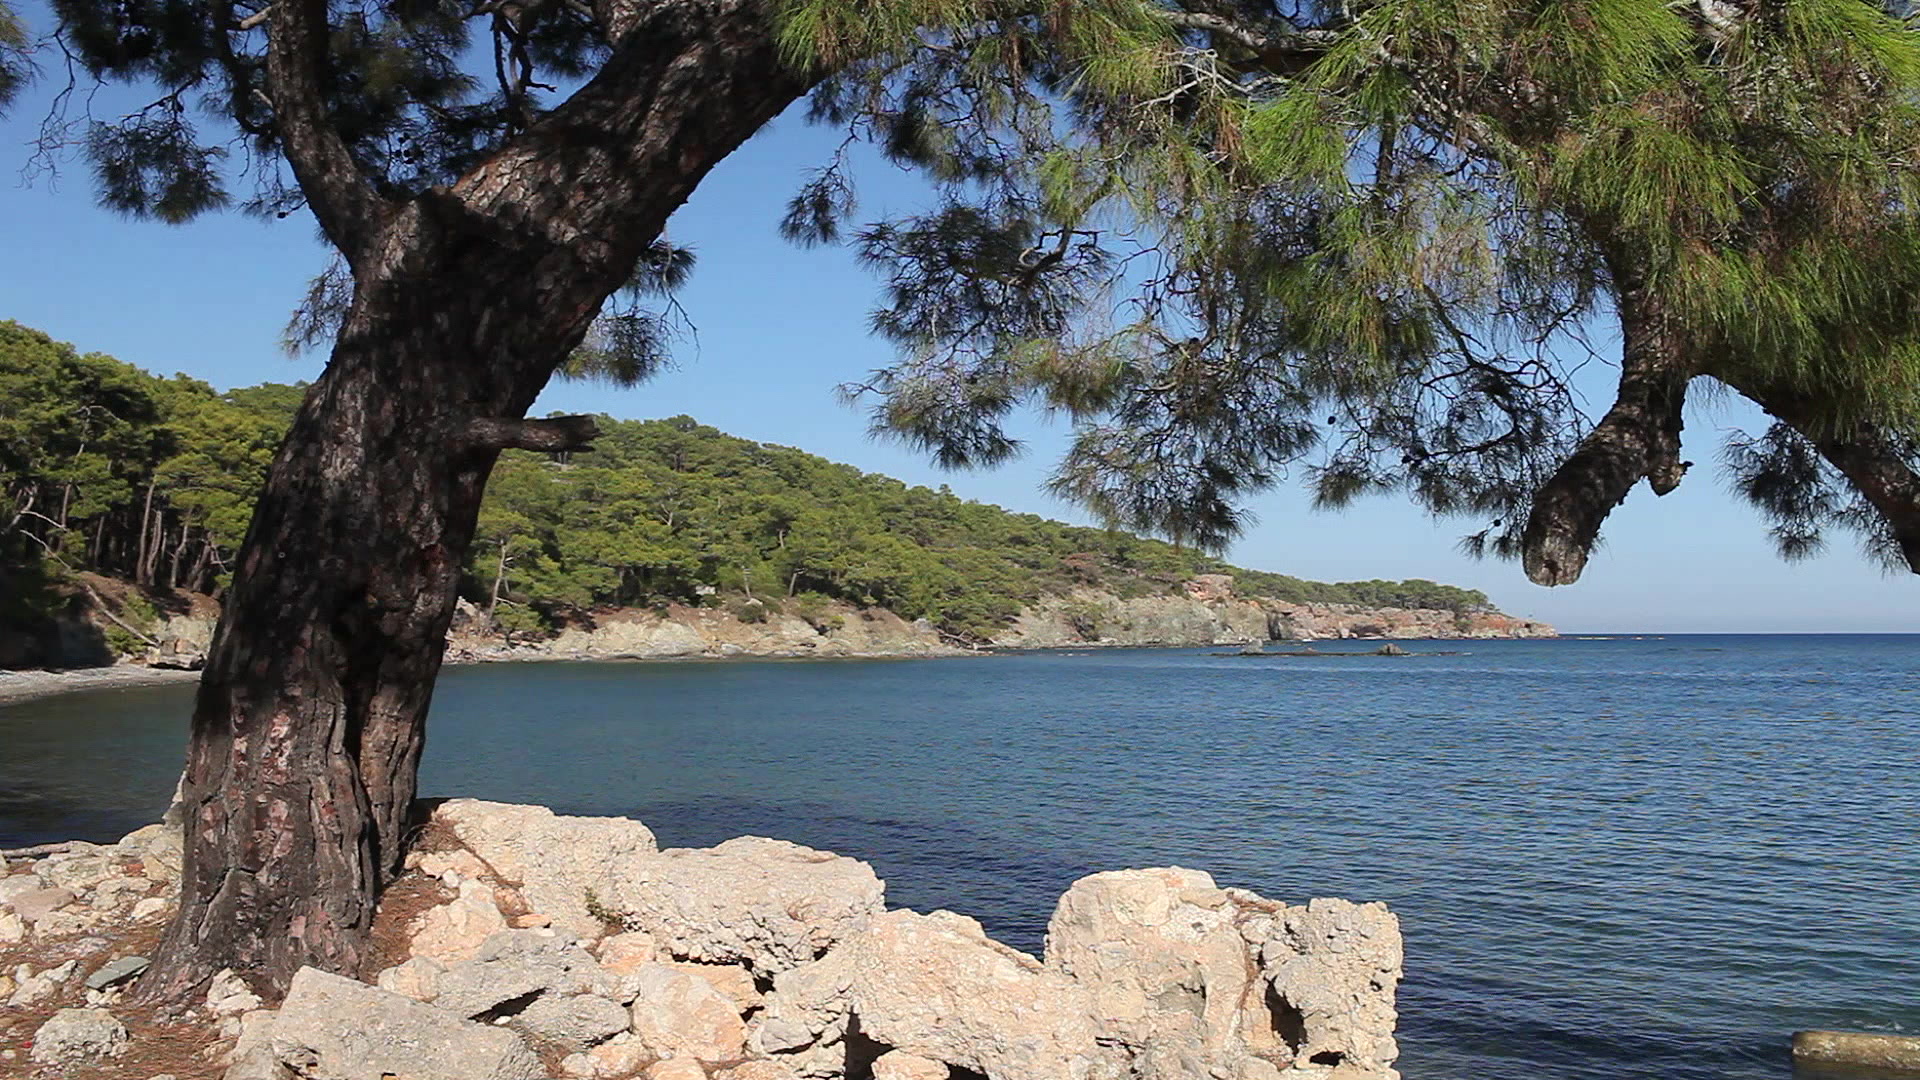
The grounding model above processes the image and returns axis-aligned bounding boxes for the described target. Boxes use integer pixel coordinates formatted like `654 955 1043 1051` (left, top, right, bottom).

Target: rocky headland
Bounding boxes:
0 800 1405 1080
116 572 1551 673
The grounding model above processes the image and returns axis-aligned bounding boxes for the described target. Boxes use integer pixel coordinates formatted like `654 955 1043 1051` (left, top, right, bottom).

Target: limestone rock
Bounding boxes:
0 873 46 906
627 962 748 1064
10 885 76 923
1045 868 1287 1079
607 836 885 975
374 955 446 1001
9 958 79 1008
668 961 762 1014
416 848 491 881
31 905 98 937
270 966 545 1080
435 799 658 939
220 1009 287 1080
130 896 171 921
39 846 119 891
207 968 265 1016
0 911 23 943
427 929 617 1019
117 822 184 884
407 877 510 964
30 1008 129 1065
596 929 665 974
516 992 633 1051
754 909 1113 1080
871 1050 950 1080
560 1031 650 1078
1261 899 1403 1077
650 1058 709 1080
91 875 153 910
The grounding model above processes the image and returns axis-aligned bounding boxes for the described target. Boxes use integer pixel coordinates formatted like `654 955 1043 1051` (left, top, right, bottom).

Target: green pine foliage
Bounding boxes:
776 0 1920 573
0 322 1493 644
0 320 296 596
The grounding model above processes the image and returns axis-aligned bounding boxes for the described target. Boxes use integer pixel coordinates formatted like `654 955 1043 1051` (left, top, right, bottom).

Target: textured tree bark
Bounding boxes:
140 0 809 1002
1727 377 1920 574
1522 273 1692 586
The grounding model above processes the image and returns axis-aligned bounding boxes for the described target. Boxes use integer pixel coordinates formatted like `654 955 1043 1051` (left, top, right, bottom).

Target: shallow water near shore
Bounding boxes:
3 634 1916 1080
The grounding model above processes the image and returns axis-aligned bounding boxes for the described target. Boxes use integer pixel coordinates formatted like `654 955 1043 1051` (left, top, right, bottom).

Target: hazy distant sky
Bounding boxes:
3 56 1915 633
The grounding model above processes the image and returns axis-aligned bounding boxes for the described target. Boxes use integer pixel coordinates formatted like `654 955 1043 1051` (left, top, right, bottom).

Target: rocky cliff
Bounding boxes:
995 574 1554 650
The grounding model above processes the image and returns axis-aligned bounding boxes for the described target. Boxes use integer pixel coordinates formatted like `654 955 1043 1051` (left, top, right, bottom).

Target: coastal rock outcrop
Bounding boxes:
605 836 887 976
2 801 1402 1080
269 967 547 1080
994 579 1553 650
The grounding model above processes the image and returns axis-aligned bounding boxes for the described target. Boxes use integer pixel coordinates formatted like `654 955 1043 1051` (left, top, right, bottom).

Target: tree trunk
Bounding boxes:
488 542 509 621
136 480 157 583
1522 269 1693 585
139 0 809 1002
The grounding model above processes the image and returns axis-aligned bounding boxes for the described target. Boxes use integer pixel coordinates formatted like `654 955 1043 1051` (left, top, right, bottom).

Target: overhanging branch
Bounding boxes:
1729 376 1920 574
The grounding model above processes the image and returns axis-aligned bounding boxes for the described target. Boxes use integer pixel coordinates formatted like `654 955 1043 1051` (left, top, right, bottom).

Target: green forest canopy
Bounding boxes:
0 321 1494 639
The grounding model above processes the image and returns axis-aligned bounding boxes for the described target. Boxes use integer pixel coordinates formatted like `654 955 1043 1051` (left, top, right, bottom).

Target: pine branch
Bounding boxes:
263 0 389 261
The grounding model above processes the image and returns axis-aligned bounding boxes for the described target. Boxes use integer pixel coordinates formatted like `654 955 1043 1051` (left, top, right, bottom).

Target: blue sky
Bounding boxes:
2 62 1915 633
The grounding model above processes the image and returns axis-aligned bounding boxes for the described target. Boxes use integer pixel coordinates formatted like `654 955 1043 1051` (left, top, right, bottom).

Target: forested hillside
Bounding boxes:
1 321 1496 642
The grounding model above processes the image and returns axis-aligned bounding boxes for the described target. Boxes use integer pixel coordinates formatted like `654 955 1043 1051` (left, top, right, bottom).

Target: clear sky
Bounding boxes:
2 53 1915 633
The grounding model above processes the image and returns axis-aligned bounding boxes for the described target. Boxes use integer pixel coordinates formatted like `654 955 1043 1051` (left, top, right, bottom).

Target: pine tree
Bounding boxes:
820 0 1920 582
26 0 1920 997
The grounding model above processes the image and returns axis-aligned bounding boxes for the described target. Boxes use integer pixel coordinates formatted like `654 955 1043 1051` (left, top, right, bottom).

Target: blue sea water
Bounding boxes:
2 634 1915 1079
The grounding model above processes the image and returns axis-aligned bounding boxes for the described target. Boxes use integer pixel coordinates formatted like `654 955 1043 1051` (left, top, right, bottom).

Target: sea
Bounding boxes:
1 634 1915 1080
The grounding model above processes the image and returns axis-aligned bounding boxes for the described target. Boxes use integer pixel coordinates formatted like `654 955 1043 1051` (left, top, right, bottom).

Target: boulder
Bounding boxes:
38 845 119 891
753 909 1114 1080
29 1008 129 1065
221 1009 288 1080
406 877 510 964
1260 899 1403 1077
9 886 76 923
1045 868 1287 1079
667 960 763 1014
426 929 618 1019
516 992 633 1051
606 836 885 975
627 962 749 1064
0 873 45 906
435 799 658 938
270 967 545 1080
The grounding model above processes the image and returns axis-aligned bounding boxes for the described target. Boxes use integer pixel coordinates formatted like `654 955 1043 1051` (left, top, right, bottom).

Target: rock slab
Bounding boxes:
269 966 546 1080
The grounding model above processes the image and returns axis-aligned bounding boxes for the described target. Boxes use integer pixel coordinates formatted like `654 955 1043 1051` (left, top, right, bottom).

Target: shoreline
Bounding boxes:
0 633 1518 707
0 664 203 707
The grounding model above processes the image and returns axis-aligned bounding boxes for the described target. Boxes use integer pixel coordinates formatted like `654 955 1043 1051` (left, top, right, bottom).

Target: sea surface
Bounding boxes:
2 634 1915 1080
